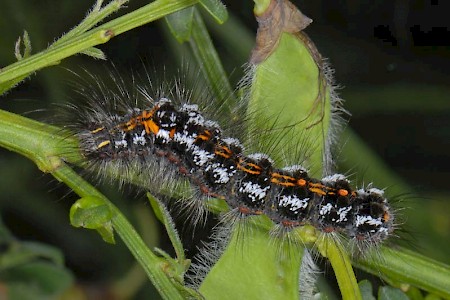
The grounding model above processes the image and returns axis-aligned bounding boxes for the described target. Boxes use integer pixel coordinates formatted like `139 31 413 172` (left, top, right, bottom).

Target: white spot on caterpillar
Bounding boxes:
192 146 215 167
279 195 309 212
205 163 234 184
223 137 244 151
319 203 333 215
239 181 270 202
321 173 348 183
204 120 220 129
247 153 274 164
174 132 196 149
336 206 352 222
156 129 171 143
282 165 307 173
115 139 128 148
355 215 383 227
133 130 146 145
114 133 127 148
157 98 171 105
169 112 177 124
186 111 204 126
180 104 198 112
367 187 385 196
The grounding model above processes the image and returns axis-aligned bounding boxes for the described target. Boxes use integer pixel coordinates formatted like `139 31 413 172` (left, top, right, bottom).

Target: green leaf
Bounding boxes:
0 31 34 94
14 30 32 61
253 0 271 15
4 261 73 300
80 47 107 59
199 0 228 24
95 223 116 244
166 7 194 42
147 193 185 262
405 286 424 300
424 294 442 300
70 196 113 228
200 218 304 299
70 196 115 244
204 197 229 214
246 32 330 175
0 242 61 271
359 280 376 300
378 286 409 300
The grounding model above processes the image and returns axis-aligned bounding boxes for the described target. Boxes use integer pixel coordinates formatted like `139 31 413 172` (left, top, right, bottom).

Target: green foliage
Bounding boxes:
70 196 116 244
0 218 74 299
199 220 304 299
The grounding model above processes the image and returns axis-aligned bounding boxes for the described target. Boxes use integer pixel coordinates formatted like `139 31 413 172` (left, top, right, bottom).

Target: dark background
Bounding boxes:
1 0 449 298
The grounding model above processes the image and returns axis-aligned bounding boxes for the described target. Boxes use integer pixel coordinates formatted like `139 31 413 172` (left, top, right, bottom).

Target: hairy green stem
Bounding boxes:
50 0 128 48
0 0 198 85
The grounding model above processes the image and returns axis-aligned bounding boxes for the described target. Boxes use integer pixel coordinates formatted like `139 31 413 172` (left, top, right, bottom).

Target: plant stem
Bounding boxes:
0 0 198 84
0 109 184 299
54 165 184 300
316 236 361 300
189 8 236 114
354 246 450 299
50 0 128 48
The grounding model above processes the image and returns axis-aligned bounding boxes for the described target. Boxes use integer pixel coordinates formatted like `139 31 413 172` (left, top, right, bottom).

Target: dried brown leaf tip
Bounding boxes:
251 0 313 64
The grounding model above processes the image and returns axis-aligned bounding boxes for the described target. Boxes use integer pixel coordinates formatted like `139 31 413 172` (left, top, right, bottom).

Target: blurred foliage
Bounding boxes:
0 217 73 299
0 0 449 299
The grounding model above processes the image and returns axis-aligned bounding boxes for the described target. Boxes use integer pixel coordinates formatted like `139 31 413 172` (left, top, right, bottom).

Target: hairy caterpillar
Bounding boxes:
67 69 395 250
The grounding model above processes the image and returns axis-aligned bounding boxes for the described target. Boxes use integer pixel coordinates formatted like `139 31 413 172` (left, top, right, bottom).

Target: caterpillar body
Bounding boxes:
73 87 394 247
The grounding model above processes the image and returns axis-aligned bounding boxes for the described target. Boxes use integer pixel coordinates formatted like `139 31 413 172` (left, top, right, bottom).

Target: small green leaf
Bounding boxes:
147 193 185 262
253 0 271 15
14 31 32 61
80 47 107 59
379 286 409 300
199 0 228 24
70 196 113 228
70 196 115 243
166 7 194 42
359 280 376 300
95 222 115 244
405 286 424 300
424 293 442 300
